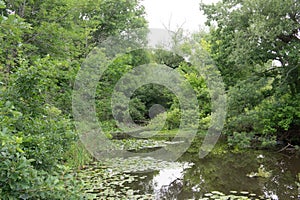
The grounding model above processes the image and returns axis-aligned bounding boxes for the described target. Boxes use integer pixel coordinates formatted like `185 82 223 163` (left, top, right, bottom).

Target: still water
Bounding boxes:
127 151 300 199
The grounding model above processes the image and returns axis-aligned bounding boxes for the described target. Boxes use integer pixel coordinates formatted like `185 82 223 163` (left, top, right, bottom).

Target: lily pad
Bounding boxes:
204 193 213 197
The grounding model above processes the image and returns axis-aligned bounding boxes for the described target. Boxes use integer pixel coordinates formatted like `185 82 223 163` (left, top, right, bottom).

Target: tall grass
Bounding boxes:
64 141 93 169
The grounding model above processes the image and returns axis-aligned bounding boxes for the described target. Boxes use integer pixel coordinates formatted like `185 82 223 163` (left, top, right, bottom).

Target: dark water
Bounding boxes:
127 151 300 199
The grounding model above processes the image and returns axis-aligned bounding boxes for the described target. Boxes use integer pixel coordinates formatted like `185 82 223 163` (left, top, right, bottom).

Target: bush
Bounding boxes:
0 97 82 199
64 141 93 169
20 113 76 171
252 93 300 143
0 101 76 171
165 108 181 130
225 76 300 148
0 131 82 199
227 132 254 150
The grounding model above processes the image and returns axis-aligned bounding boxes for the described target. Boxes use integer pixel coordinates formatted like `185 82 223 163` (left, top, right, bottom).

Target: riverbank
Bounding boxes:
73 129 300 199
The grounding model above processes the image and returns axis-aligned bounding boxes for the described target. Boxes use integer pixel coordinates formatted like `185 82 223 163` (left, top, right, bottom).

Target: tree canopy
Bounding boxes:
201 0 300 94
200 0 300 148
0 0 300 198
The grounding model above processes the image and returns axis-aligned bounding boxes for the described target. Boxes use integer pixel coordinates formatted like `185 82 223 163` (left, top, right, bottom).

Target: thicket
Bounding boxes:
1 0 299 198
200 0 300 149
0 0 147 198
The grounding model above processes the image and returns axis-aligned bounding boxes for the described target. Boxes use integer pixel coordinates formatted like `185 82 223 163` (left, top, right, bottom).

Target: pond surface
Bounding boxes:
78 139 300 199
125 151 300 199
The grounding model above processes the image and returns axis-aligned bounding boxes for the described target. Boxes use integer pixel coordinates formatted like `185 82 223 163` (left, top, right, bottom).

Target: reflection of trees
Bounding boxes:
126 152 300 199
179 152 260 198
127 171 158 194
262 155 299 199
156 178 183 200
178 152 300 199
128 170 185 199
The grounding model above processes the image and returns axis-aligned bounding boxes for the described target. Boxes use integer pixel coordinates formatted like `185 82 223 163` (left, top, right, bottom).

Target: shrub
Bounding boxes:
0 102 76 171
0 131 82 199
225 76 300 148
64 141 93 169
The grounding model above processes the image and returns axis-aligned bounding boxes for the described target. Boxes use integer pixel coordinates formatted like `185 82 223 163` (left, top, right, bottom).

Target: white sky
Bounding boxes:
142 0 219 32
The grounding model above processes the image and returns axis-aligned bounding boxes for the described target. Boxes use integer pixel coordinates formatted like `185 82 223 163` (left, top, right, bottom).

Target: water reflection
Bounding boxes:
129 151 300 199
153 163 194 199
153 168 183 198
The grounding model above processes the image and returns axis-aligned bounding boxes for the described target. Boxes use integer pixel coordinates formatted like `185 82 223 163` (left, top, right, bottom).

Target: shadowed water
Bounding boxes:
127 151 300 199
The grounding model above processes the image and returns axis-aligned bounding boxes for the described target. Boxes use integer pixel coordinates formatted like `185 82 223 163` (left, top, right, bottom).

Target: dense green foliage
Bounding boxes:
95 49 210 131
1 0 299 198
200 0 300 149
0 0 147 198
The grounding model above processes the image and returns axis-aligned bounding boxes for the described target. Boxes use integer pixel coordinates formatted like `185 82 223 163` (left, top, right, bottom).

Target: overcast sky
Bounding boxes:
142 0 219 32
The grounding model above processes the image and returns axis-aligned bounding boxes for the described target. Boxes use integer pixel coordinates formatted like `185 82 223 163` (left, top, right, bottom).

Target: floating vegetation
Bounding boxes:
200 190 270 200
76 162 154 199
102 156 193 173
111 139 167 151
297 173 300 188
76 157 193 199
247 165 272 178
74 140 299 199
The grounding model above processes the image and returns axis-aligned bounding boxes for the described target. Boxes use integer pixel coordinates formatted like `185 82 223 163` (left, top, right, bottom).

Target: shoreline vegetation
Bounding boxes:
1 0 299 199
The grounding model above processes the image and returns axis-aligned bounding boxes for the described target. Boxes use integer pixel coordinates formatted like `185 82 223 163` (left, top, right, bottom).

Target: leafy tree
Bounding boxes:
72 0 148 49
200 0 300 93
0 0 149 197
200 0 300 147
153 49 185 69
0 1 31 84
3 0 87 59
